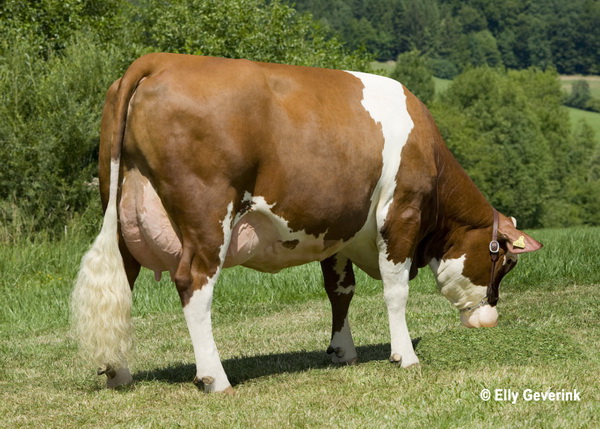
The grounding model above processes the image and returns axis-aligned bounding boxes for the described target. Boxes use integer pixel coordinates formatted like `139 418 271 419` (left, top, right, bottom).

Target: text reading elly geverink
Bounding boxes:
480 388 581 404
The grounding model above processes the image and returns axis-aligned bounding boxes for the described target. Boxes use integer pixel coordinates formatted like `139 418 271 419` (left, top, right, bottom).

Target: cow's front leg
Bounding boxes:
321 254 357 365
379 255 419 367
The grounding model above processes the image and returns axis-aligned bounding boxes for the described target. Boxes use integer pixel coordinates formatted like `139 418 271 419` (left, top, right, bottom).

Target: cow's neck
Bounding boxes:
428 145 492 261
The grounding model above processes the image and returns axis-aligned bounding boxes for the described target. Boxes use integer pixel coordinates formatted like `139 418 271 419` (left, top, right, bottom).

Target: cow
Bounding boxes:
72 53 542 394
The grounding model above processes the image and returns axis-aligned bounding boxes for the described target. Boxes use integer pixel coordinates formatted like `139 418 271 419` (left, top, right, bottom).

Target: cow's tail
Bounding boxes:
72 56 156 372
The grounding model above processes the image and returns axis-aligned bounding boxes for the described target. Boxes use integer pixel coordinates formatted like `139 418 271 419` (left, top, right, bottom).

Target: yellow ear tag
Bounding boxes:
512 236 526 249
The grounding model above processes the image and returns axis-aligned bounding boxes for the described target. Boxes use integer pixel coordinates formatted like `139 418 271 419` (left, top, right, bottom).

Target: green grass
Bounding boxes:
567 106 600 137
561 76 600 99
370 61 451 97
433 76 452 94
561 76 600 142
1 227 599 427
370 60 396 76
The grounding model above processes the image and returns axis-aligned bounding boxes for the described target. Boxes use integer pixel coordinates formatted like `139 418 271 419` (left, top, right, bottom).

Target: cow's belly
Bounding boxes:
339 234 382 279
119 171 347 276
224 210 345 273
118 172 384 280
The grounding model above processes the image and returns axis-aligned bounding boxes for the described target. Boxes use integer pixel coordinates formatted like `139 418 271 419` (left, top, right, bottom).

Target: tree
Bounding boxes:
138 0 369 70
389 51 435 104
433 65 600 227
0 0 371 237
564 80 592 110
395 0 440 56
431 67 564 228
0 0 132 58
292 0 600 74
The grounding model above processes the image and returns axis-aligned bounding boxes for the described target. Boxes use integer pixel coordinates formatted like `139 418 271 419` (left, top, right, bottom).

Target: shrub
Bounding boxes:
389 51 435 104
430 67 597 228
139 0 370 71
0 31 124 235
428 58 460 79
564 80 591 109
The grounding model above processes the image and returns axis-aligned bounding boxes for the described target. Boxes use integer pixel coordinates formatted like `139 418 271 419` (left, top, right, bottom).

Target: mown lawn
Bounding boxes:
567 106 600 138
1 227 599 427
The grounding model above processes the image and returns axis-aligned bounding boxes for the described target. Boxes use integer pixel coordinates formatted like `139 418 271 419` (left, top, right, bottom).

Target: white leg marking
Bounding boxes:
333 255 355 295
330 317 357 364
183 202 234 393
183 281 230 392
379 255 419 367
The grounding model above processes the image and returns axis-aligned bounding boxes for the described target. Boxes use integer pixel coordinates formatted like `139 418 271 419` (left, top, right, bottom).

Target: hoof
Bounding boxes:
389 353 402 364
201 376 215 386
222 386 236 396
327 347 345 358
193 375 216 387
344 357 359 366
327 346 357 365
99 366 133 389
193 376 233 394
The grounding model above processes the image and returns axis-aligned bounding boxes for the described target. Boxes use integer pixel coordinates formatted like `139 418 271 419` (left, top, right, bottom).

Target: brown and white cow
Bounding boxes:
72 53 542 393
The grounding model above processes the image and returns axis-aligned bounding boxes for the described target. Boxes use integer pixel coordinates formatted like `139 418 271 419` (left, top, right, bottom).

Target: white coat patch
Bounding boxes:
429 255 487 310
224 193 345 272
345 71 414 226
339 72 415 272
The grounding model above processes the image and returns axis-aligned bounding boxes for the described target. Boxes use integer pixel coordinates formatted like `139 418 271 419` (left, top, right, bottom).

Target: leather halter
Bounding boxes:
487 208 500 306
464 208 500 312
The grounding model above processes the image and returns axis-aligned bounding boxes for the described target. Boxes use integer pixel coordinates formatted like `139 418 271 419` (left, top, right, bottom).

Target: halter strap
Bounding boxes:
487 208 500 305
464 209 500 311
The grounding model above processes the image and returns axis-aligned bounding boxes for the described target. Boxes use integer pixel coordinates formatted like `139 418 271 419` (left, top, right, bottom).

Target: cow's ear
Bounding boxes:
498 216 543 254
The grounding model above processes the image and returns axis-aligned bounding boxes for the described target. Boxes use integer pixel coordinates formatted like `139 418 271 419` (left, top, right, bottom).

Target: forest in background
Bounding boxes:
292 0 600 76
0 0 598 241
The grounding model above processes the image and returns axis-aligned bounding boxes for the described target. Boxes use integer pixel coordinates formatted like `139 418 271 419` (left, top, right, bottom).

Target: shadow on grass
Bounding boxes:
135 339 421 387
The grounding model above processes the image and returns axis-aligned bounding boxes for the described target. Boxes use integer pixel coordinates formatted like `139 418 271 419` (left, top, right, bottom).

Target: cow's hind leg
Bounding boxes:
173 202 235 394
321 254 358 365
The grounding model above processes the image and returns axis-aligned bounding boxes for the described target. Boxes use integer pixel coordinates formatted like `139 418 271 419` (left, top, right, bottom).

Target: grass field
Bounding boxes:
1 227 599 427
561 75 600 99
370 60 396 76
567 106 600 138
433 76 452 94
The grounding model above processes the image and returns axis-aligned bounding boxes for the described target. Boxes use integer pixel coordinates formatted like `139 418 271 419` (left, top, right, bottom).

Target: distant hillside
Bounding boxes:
294 0 600 76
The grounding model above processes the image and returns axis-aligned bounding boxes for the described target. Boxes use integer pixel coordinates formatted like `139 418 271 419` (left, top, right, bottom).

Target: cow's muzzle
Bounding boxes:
460 304 498 328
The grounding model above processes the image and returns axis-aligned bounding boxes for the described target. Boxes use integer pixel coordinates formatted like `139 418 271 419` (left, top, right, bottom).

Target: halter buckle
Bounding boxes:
489 240 500 254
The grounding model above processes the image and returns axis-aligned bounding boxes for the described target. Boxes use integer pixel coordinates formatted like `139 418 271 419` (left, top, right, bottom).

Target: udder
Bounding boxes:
119 169 182 279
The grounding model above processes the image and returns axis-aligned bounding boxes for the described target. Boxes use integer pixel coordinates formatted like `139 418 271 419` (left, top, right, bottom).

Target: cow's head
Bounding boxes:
429 211 542 328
